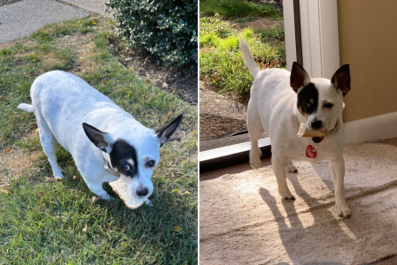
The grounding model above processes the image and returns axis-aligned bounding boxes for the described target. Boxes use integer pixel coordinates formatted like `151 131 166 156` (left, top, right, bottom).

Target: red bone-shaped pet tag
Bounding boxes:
306 145 317 158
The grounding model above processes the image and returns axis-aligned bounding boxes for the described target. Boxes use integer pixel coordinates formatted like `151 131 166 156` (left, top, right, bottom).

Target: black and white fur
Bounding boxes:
240 39 352 218
18 71 182 208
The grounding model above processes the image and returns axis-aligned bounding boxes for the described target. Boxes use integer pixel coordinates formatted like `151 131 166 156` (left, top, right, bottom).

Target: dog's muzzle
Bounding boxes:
292 113 340 143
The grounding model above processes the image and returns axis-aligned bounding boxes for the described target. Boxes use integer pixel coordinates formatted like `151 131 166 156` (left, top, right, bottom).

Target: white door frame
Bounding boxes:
283 0 397 144
283 0 340 79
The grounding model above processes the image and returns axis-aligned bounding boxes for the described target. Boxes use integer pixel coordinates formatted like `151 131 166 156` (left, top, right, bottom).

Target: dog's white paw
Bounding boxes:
145 199 153 207
279 190 295 200
249 147 262 170
52 167 64 180
250 155 261 170
286 165 298 173
336 203 351 219
277 184 295 200
282 193 296 200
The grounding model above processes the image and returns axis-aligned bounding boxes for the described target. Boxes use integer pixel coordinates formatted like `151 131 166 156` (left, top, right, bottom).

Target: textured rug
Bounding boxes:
200 138 397 265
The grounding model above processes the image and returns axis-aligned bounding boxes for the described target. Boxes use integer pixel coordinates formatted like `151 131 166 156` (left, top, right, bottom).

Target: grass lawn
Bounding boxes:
0 16 197 264
200 0 281 20
200 0 286 101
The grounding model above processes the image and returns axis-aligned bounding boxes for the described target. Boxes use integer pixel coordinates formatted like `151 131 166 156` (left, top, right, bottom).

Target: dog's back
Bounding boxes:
240 39 296 135
22 71 131 151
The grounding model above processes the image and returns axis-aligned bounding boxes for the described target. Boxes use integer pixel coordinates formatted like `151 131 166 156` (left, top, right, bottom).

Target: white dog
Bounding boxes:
240 39 351 218
18 71 182 209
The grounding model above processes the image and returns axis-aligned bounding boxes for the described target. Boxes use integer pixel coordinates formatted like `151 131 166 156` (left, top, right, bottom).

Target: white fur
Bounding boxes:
18 71 162 207
240 39 351 218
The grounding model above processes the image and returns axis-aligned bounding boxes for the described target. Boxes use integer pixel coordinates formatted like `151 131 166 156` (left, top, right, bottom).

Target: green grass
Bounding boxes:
30 19 96 44
0 17 197 264
235 15 254 23
200 0 282 20
199 14 286 100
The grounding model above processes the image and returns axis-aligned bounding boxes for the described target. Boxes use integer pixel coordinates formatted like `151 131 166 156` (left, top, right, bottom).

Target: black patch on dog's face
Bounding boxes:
297 83 319 115
109 140 138 178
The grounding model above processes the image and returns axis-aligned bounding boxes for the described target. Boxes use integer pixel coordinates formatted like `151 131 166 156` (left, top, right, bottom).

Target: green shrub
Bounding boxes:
107 0 198 72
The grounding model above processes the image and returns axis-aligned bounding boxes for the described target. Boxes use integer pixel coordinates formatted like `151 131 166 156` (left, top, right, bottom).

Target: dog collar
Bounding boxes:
292 113 340 144
292 113 340 137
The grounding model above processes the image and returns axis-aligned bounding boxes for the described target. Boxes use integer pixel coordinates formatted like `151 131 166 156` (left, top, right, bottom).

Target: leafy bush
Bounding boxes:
107 0 198 72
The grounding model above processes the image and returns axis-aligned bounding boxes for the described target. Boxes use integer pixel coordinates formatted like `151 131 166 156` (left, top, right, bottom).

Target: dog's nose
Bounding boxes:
136 187 148 197
311 119 322 130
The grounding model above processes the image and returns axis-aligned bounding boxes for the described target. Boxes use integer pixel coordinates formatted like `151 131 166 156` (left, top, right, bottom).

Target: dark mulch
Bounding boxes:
0 0 21 6
107 39 197 105
200 113 247 141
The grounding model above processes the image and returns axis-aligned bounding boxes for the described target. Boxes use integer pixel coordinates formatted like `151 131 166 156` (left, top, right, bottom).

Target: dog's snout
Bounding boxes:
136 187 148 197
311 119 322 130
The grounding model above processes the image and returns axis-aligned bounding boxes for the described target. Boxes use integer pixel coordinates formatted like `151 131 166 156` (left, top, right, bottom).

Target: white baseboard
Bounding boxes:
344 111 397 144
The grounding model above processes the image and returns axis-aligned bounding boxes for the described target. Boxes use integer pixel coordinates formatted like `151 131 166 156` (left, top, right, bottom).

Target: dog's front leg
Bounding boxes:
329 158 351 218
247 104 265 170
272 155 295 200
86 182 113 201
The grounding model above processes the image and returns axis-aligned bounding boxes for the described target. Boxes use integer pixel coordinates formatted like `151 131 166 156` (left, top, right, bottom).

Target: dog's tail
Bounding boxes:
240 39 260 79
18 103 34 112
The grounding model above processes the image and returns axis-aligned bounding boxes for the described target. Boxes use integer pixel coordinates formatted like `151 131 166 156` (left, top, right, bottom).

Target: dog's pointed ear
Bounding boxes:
331 64 351 96
290 62 311 93
155 114 183 147
82 123 114 153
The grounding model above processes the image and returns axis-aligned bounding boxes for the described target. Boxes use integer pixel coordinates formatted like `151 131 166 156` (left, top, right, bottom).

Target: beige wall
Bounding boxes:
338 0 397 122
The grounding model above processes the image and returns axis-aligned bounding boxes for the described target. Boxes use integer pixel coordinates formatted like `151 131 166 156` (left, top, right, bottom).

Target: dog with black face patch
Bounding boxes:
240 39 352 218
18 71 182 209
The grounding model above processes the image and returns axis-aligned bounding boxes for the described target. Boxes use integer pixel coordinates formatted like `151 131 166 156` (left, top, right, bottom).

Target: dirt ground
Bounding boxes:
200 80 248 140
200 113 247 141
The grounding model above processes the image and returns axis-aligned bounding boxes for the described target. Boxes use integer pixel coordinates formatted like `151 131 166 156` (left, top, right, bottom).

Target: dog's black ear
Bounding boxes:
290 62 311 92
82 123 114 153
331 64 351 97
155 114 183 147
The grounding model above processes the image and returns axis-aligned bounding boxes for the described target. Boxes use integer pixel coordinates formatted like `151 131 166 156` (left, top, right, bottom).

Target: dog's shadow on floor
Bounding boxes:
258 168 363 264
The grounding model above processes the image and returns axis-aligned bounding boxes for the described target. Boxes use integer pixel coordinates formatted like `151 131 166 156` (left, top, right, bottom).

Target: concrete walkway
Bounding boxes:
0 0 90 44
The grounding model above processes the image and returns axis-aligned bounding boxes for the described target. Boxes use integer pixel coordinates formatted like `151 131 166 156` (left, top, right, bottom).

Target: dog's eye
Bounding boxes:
324 103 334 109
120 163 130 171
146 160 155 168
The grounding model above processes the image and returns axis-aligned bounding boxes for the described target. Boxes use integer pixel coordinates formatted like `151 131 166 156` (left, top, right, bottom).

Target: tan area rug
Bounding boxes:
200 138 397 265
